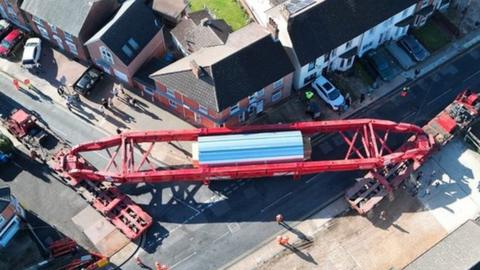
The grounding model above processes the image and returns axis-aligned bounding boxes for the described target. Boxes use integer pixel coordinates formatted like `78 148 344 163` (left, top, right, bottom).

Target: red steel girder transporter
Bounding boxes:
54 119 433 184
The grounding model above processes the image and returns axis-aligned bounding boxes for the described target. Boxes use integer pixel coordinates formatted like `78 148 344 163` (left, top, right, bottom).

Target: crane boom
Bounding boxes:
54 119 432 184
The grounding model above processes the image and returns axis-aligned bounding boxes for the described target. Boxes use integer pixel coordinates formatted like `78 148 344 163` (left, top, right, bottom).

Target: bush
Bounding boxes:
0 134 14 154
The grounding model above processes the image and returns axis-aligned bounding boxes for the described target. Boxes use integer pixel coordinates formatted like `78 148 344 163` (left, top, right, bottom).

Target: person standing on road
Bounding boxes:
360 93 365 104
345 93 352 108
101 98 109 109
112 87 119 98
66 95 74 111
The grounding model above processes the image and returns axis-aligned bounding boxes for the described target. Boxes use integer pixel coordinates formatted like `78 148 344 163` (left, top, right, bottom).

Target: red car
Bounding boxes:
0 28 23 57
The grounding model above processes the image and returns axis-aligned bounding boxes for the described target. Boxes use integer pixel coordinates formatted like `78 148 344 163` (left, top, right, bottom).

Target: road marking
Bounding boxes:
172 195 200 214
427 88 455 106
12 161 22 168
213 231 230 243
306 175 318 184
463 69 480 82
260 191 293 213
227 222 241 233
170 252 197 269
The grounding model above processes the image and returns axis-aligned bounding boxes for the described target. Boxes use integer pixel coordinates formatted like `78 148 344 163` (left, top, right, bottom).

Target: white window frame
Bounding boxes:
230 103 240 115
345 40 352 49
113 69 128 83
198 105 209 115
194 113 201 123
307 61 315 71
144 86 154 96
65 40 78 55
49 23 57 34
273 78 283 90
0 215 4 227
64 31 73 41
168 99 177 108
32 16 43 25
256 88 265 97
37 25 50 40
100 46 114 65
271 90 282 102
166 88 175 98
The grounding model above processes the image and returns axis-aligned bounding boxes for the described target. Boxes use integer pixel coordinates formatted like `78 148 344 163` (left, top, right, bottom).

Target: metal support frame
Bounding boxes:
56 119 432 184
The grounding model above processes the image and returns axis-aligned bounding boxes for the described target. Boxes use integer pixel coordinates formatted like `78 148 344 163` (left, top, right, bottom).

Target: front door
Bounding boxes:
256 99 264 113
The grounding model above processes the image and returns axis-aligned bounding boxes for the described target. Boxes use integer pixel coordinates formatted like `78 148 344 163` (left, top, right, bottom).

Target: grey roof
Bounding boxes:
151 24 294 112
21 0 103 36
86 0 163 66
405 220 480 270
150 0 188 20
134 57 171 88
288 0 418 65
171 10 232 54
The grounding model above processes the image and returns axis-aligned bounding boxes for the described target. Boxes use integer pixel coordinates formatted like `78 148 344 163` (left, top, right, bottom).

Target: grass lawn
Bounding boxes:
190 0 250 31
412 20 453 52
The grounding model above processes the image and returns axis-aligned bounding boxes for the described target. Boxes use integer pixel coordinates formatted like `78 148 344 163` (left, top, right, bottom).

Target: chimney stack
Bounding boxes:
190 60 201 78
267 17 279 41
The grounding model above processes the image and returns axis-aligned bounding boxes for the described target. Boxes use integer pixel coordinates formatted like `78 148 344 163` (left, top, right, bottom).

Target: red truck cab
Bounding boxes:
0 28 23 57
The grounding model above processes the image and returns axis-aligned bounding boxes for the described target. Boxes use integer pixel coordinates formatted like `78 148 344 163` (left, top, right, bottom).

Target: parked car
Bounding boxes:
21 38 41 69
365 50 395 81
311 76 345 111
0 20 12 39
73 66 103 95
385 42 415 70
0 28 24 57
399 35 429 62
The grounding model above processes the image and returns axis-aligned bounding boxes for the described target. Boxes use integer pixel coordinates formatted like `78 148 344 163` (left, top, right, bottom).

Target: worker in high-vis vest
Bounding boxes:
305 90 314 100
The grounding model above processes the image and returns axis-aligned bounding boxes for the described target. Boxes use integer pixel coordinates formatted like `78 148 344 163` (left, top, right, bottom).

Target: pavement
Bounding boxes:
0 24 478 270
231 138 480 270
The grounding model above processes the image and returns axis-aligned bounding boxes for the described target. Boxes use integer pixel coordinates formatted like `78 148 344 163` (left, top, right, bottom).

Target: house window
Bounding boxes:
0 215 4 227
369 26 376 35
345 40 352 49
194 113 201 123
65 40 78 55
121 45 133 58
402 9 409 18
32 16 43 25
100 46 114 65
273 79 283 90
324 53 330 62
49 23 57 34
168 99 176 108
64 32 73 41
37 26 50 40
330 48 336 58
166 88 175 98
128 38 140 50
271 90 282 102
230 103 240 115
53 35 64 50
304 73 316 85
307 61 315 71
198 105 209 115
239 112 246 123
144 86 154 96
421 0 429 7
256 88 265 97
7 6 15 17
113 69 128 82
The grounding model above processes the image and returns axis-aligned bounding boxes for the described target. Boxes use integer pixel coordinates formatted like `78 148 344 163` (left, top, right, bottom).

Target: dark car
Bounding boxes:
365 50 395 81
0 20 12 40
399 35 429 62
73 67 103 95
0 28 24 57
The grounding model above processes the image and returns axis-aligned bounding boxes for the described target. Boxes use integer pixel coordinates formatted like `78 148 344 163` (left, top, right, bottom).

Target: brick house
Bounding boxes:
85 0 166 86
0 0 29 31
147 0 188 25
170 9 232 56
148 23 294 128
20 0 119 63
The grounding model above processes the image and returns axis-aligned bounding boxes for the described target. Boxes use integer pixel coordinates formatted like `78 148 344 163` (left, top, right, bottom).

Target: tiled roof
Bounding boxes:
151 24 294 112
21 0 109 36
150 0 188 20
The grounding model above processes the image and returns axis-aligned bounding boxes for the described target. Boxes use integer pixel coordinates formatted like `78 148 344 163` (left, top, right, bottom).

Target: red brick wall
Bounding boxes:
0 0 29 30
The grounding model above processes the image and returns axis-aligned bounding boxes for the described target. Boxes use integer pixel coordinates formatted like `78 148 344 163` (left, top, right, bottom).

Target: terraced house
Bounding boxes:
245 0 449 89
20 0 119 63
149 23 294 128
0 0 29 31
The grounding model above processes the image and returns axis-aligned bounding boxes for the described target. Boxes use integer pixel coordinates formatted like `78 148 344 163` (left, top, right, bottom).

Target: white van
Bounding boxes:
21 38 41 69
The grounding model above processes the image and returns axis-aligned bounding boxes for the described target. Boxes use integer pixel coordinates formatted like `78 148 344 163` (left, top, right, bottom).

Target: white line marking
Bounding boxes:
170 252 197 269
306 175 318 184
172 195 200 214
213 231 230 244
260 192 293 213
463 70 480 82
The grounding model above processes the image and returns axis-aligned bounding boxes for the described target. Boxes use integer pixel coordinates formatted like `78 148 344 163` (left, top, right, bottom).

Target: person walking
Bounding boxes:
345 93 352 108
66 95 74 111
101 98 109 109
108 97 114 108
400 86 409 97
360 93 365 104
305 90 314 101
275 214 284 224
112 87 119 98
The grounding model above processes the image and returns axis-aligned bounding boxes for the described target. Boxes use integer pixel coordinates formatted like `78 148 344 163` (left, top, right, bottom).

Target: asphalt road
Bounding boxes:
0 44 479 270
